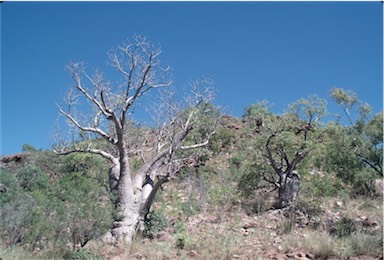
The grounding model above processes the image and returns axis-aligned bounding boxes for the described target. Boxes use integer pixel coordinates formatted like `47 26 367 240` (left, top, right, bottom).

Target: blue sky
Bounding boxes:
1 2 382 155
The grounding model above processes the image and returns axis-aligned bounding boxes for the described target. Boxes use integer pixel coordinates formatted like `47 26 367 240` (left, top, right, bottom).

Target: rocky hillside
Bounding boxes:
0 114 383 260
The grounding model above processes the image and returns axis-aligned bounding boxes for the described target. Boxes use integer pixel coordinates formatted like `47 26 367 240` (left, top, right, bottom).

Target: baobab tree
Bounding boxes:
54 35 219 244
242 96 327 208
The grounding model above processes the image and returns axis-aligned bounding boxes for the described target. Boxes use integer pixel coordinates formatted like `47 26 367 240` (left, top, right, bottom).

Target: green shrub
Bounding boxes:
0 169 37 246
334 216 357 238
209 126 234 154
22 144 38 152
237 167 263 198
144 210 169 238
0 153 113 254
231 153 244 169
63 248 104 260
16 165 50 191
302 175 346 198
61 153 105 176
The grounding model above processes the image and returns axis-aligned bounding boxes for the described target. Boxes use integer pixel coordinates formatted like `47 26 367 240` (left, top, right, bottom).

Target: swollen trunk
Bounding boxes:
278 171 300 208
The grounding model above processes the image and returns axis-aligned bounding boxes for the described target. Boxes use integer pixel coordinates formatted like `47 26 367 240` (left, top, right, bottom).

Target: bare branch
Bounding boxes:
179 140 209 150
53 147 117 164
59 107 117 144
68 63 113 119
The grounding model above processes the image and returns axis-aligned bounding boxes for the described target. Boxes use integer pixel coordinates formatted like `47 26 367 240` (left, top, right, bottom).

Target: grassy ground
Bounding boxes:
1 169 382 260
89 180 383 260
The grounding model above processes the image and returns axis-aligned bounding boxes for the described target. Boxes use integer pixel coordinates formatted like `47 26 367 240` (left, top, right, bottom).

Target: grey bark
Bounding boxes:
278 170 300 208
264 132 306 208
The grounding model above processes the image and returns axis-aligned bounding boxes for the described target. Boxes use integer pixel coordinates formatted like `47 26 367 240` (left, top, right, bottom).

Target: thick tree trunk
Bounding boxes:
101 146 145 244
101 181 141 243
278 170 300 208
112 146 141 243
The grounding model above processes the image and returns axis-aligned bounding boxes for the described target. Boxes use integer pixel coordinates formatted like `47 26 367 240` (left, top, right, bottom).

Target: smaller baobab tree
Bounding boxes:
242 95 327 208
54 35 219 244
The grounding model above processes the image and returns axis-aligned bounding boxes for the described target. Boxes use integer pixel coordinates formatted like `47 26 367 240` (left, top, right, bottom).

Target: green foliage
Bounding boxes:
236 162 264 198
329 88 382 181
334 216 357 238
288 94 328 123
61 153 106 176
63 248 104 260
16 165 50 191
22 144 38 152
201 165 239 210
243 100 273 119
2 88 383 257
235 95 328 208
355 111 383 177
231 152 245 169
330 88 358 112
323 105 382 196
143 210 169 238
301 175 346 198
0 169 36 246
209 125 234 154
0 151 112 256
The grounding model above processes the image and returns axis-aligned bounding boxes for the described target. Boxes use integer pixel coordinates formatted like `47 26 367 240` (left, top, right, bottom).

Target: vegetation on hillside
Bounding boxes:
1 86 382 259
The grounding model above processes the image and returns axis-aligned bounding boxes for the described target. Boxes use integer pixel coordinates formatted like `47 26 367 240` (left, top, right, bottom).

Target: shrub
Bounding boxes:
334 216 357 238
61 153 105 176
0 153 113 254
209 126 234 154
143 210 169 238
63 248 103 260
0 193 36 246
0 169 37 246
231 153 244 169
16 165 50 191
237 167 263 198
301 175 346 198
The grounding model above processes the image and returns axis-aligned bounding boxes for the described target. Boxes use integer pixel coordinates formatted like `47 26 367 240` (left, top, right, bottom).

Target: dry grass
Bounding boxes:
0 246 35 260
3 171 382 260
282 230 337 259
349 230 383 257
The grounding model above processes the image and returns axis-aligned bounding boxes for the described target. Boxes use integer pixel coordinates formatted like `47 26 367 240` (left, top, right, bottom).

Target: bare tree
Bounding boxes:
54 36 218 244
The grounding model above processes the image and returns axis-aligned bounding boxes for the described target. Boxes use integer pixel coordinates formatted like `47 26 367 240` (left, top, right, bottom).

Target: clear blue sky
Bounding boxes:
1 2 382 155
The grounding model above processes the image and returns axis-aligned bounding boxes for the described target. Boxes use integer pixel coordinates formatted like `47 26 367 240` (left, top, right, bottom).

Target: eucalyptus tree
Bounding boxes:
327 88 382 194
54 36 219 244
330 88 382 177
